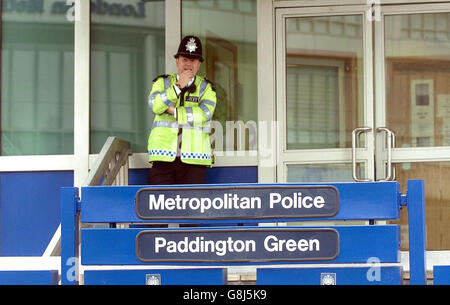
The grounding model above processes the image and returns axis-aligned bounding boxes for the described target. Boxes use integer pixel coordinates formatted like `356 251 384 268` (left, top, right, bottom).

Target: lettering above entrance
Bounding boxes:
2 0 146 18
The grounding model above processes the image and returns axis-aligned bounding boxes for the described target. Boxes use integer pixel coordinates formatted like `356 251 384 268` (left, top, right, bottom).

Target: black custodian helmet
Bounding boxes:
174 35 204 62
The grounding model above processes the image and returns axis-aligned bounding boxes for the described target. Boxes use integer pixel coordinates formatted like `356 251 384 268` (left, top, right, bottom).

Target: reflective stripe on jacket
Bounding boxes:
147 74 216 166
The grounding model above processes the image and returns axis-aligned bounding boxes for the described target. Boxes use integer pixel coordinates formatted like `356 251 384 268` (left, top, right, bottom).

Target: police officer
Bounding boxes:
147 35 217 185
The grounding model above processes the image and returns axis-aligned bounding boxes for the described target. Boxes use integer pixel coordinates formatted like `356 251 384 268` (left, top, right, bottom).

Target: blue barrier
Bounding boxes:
81 226 399 265
61 180 427 285
0 271 58 285
84 268 227 285
257 267 402 285
433 266 450 285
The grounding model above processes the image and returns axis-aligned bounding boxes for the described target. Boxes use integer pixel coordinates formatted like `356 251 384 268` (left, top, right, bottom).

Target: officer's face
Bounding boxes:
176 56 201 76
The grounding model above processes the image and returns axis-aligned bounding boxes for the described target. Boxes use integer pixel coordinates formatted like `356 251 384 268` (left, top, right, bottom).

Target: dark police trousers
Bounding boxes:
147 157 207 185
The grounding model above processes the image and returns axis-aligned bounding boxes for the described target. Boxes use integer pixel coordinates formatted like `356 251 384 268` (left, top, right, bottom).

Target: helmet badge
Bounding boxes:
185 38 198 53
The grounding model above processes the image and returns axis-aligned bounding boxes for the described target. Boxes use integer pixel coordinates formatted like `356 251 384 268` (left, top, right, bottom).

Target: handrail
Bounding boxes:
83 136 132 186
49 137 132 256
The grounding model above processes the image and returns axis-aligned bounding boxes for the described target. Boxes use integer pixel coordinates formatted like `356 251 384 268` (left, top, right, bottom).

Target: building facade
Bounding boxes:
1 0 450 272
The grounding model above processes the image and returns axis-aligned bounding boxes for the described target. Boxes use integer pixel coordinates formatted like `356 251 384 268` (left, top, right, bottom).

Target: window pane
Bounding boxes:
182 0 257 151
285 15 365 150
385 13 450 148
287 163 364 183
90 0 165 153
1 1 74 155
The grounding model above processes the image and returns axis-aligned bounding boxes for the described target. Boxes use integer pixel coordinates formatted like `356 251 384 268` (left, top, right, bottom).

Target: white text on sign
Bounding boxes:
148 193 326 214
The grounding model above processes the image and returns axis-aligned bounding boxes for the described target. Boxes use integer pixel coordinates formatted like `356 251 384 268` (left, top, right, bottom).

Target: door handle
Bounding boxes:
391 130 396 181
352 127 372 182
376 127 396 181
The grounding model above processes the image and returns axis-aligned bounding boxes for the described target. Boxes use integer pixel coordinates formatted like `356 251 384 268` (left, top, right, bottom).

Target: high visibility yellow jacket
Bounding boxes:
147 74 217 166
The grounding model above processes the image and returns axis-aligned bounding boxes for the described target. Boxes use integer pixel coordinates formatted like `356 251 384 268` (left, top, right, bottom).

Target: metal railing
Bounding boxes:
50 137 132 256
84 136 132 186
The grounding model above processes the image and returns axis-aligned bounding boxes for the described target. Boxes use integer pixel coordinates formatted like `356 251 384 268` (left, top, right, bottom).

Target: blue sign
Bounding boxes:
136 228 339 263
135 185 339 220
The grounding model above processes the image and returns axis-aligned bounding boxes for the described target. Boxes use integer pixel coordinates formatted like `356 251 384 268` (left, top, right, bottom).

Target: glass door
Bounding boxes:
275 2 450 251
375 3 450 251
275 5 375 183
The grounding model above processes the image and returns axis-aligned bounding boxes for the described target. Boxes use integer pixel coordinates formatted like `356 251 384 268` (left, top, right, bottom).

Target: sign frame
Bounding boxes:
135 227 340 263
134 185 339 220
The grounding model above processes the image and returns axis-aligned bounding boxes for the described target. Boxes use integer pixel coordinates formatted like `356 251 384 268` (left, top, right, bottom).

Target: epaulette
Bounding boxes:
203 77 216 92
152 74 169 83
